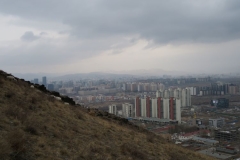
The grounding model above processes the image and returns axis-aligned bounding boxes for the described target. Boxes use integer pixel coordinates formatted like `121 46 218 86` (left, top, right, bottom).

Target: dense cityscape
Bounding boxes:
22 72 240 159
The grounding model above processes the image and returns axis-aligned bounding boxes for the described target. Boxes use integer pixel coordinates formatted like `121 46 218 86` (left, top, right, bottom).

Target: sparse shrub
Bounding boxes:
15 100 24 108
52 130 61 138
13 120 20 126
35 84 47 93
121 143 147 160
47 96 55 102
24 116 41 135
83 143 103 159
96 111 103 117
5 106 28 124
4 91 15 98
72 126 80 133
92 133 99 138
70 107 85 120
89 110 96 116
50 91 60 97
77 113 83 120
28 105 36 111
61 96 75 105
146 134 154 143
0 78 3 86
17 80 29 88
7 129 28 159
31 97 37 104
25 126 38 135
0 138 11 159
76 111 84 120
89 145 101 153
5 106 21 118
60 149 69 156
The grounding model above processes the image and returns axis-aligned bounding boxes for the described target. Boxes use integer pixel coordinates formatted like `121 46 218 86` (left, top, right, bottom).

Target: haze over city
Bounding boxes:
0 0 240 75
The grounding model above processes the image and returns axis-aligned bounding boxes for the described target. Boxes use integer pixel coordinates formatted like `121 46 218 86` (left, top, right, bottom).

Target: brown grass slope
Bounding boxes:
0 71 215 160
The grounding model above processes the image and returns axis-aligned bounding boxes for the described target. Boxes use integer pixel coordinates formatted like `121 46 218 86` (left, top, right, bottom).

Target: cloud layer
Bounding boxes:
21 31 39 41
0 0 240 74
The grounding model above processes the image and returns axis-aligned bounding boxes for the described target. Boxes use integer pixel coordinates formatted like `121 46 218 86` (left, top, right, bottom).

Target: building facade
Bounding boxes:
122 103 134 117
109 104 117 115
156 87 191 107
42 76 47 88
228 84 238 95
135 96 181 123
209 118 225 128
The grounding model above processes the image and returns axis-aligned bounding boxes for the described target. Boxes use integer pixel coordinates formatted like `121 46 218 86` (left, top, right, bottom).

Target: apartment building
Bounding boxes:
109 104 117 115
135 96 181 123
156 88 191 107
122 103 134 117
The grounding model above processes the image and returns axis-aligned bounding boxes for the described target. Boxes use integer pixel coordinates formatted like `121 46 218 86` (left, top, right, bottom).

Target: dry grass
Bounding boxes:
0 73 215 160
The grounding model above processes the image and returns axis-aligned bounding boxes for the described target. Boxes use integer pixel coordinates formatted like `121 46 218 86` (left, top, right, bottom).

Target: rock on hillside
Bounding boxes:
0 70 214 160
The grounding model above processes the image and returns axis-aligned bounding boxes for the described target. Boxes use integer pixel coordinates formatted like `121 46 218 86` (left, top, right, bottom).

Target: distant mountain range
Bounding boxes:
51 72 138 81
13 69 191 81
108 69 189 76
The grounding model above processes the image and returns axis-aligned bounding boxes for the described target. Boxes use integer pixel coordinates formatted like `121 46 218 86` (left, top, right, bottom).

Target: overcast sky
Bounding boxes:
0 0 240 74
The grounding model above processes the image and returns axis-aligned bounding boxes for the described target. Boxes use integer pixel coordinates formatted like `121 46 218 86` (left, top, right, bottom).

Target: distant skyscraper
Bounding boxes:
33 78 39 84
42 76 47 88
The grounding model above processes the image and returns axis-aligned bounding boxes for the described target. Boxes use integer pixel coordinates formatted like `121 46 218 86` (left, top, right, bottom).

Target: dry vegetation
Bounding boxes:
0 72 215 160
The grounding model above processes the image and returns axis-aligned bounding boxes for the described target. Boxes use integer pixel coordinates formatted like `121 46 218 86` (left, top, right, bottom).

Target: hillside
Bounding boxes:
0 70 214 160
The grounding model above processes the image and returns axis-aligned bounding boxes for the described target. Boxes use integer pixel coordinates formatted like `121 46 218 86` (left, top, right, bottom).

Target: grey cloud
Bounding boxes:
1 0 240 44
40 32 47 36
1 0 240 74
21 31 39 41
0 36 129 67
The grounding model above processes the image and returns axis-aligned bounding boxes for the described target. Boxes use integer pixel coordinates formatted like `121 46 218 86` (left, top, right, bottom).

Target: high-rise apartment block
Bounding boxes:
134 87 192 123
109 104 117 115
42 76 47 88
123 83 165 92
130 83 137 92
156 88 191 107
228 84 238 95
135 96 181 123
122 103 133 117
181 88 191 107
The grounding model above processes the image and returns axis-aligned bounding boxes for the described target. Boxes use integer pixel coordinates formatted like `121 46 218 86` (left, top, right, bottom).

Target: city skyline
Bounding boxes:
0 1 240 74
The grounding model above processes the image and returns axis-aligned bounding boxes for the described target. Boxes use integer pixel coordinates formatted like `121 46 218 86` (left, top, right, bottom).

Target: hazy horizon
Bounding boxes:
1 0 240 74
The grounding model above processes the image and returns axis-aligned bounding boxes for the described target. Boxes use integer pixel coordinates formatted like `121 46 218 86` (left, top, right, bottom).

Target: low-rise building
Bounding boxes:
209 118 225 128
192 137 219 145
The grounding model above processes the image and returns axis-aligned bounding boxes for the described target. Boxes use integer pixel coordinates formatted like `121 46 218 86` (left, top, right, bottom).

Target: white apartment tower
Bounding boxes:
151 98 158 118
182 88 191 107
163 98 169 119
157 87 191 107
109 104 117 115
122 103 134 117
